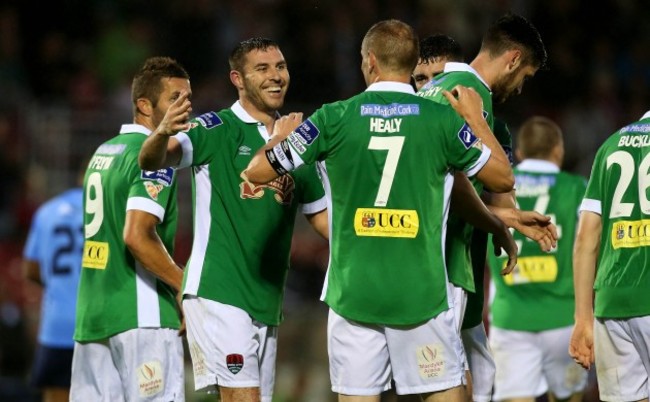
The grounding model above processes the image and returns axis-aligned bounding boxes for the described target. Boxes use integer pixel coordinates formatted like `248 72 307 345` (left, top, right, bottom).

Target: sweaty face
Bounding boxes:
152 77 192 128
240 47 289 114
413 57 449 91
491 64 537 103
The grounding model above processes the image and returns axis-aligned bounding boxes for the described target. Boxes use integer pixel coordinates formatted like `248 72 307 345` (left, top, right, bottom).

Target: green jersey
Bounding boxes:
581 112 650 319
419 63 513 329
279 82 491 325
177 102 326 326
489 159 587 331
418 63 496 293
75 124 180 342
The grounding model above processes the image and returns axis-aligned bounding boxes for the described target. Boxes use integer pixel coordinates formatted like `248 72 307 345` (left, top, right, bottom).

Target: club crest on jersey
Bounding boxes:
291 119 319 145
457 123 479 149
616 223 625 240
143 181 164 200
239 172 295 205
226 354 244 374
141 167 175 186
196 111 222 129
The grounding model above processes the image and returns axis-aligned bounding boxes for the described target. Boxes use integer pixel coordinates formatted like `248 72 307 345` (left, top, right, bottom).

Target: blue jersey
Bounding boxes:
23 188 83 347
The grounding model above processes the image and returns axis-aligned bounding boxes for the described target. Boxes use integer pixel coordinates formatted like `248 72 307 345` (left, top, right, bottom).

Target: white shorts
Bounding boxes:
461 323 495 402
594 316 650 402
327 307 464 396
70 328 184 402
490 326 588 400
183 296 277 402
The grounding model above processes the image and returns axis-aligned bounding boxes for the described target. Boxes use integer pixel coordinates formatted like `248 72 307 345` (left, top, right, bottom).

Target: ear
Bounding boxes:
136 98 153 117
230 70 244 90
367 51 379 77
514 148 524 163
505 49 523 72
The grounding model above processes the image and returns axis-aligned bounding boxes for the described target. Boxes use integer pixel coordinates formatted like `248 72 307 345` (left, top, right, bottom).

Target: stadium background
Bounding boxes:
0 0 648 400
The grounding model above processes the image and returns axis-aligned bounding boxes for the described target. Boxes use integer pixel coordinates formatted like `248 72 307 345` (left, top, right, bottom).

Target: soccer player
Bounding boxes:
412 34 463 90
416 27 553 402
570 110 650 401
70 57 191 401
245 19 517 402
22 168 84 402
138 38 327 402
488 116 588 402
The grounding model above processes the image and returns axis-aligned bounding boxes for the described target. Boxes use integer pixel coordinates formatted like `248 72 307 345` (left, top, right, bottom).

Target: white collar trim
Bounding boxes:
119 124 151 135
366 81 415 94
231 101 258 123
641 110 650 120
517 159 560 173
443 62 491 90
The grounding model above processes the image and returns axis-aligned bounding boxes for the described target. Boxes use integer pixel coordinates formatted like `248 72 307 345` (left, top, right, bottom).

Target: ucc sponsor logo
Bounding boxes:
354 208 419 238
612 219 650 249
503 255 558 285
82 241 109 269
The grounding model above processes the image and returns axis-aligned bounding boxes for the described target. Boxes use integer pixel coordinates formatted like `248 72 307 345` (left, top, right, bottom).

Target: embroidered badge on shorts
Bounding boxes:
416 344 445 379
137 360 164 397
226 354 244 374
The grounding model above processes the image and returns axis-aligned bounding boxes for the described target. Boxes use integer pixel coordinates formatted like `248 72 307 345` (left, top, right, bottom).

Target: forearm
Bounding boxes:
126 231 183 293
451 172 504 234
139 133 173 171
573 212 601 322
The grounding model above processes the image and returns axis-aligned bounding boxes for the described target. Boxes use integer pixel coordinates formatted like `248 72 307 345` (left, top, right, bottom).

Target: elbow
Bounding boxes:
485 172 515 193
123 230 142 256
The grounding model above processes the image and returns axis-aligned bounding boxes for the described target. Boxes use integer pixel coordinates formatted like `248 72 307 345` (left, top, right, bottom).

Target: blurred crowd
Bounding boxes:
1 0 649 400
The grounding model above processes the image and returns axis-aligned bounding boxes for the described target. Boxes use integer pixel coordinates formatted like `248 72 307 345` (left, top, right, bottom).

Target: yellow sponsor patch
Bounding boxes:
611 219 650 249
82 241 109 269
354 208 419 238
503 256 557 285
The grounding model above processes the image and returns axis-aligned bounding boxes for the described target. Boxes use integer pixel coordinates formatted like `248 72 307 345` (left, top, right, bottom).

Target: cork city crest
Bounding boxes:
226 354 244 374
240 172 295 205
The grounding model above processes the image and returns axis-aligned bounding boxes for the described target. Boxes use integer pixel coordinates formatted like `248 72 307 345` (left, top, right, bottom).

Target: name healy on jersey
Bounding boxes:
354 208 419 238
239 172 295 205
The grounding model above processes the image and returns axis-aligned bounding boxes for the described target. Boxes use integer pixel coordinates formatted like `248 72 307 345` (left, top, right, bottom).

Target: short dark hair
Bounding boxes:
420 34 463 63
132 56 189 108
480 13 547 69
363 19 419 75
517 116 563 159
229 38 280 71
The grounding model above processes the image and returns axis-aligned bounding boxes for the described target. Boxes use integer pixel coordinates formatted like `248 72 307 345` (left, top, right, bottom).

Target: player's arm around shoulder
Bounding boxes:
443 86 514 192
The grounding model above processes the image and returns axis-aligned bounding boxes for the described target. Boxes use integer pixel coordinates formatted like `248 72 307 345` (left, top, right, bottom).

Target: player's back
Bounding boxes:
76 126 179 341
490 164 586 331
26 188 83 347
585 116 650 318
304 84 489 326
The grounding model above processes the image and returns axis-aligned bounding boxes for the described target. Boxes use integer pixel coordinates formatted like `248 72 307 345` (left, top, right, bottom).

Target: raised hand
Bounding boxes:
442 85 485 123
514 210 558 252
157 91 192 136
272 112 303 140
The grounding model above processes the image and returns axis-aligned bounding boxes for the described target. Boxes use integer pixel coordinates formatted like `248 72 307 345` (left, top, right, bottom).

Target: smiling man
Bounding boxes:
138 38 328 402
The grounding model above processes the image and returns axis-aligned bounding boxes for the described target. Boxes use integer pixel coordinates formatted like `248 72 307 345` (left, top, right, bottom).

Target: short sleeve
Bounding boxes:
580 147 605 215
127 162 177 222
294 163 326 214
177 111 225 169
444 109 492 177
23 208 43 261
